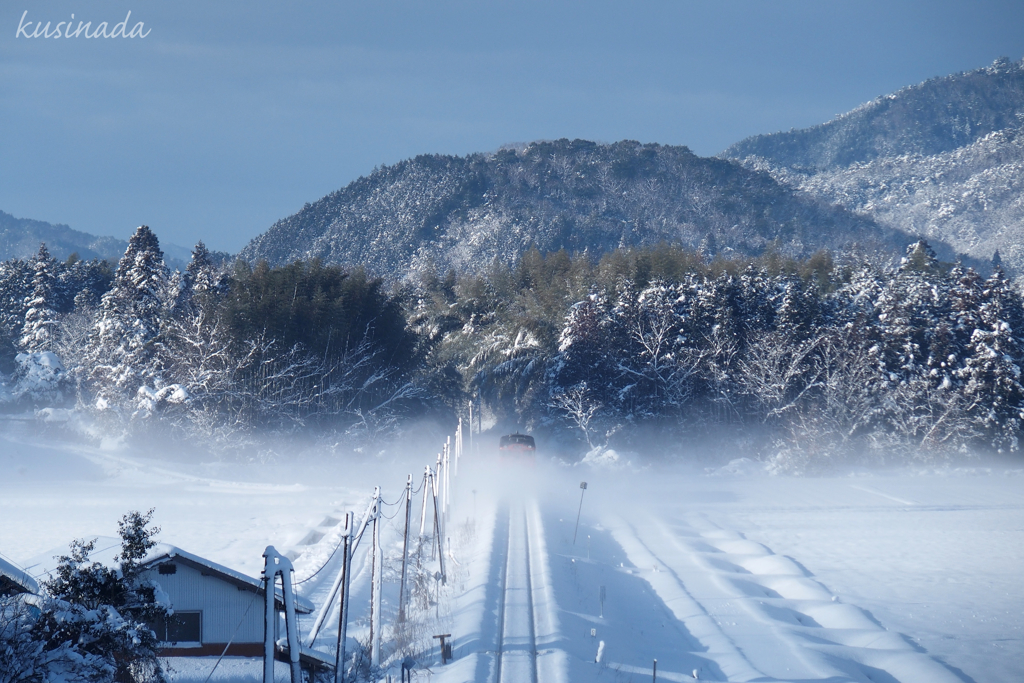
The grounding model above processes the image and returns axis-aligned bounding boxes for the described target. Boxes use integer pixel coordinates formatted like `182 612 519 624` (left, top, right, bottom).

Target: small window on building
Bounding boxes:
149 611 202 644
167 612 201 643
158 563 177 575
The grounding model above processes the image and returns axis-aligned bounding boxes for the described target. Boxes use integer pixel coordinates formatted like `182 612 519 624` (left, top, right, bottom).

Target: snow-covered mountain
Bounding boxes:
723 57 1024 169
239 139 925 276
724 58 1024 274
0 210 192 269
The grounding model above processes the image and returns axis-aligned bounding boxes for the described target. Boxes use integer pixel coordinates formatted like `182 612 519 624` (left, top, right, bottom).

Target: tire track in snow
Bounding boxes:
622 512 966 683
849 484 917 506
605 515 769 682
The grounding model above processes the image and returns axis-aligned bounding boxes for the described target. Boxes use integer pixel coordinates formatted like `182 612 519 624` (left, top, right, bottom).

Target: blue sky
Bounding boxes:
2 1 1023 254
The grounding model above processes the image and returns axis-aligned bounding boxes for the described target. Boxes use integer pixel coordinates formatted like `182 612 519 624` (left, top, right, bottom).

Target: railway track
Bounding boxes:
494 500 539 683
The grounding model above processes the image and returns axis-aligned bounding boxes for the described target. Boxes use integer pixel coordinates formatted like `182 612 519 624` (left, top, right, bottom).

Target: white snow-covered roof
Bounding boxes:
0 554 39 595
21 538 312 613
141 543 314 614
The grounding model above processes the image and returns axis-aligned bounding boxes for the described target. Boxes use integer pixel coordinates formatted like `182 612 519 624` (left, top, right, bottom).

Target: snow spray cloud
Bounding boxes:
15 11 152 39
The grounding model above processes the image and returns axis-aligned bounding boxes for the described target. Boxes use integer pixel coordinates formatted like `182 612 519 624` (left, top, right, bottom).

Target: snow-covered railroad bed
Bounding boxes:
491 500 564 683
495 502 540 683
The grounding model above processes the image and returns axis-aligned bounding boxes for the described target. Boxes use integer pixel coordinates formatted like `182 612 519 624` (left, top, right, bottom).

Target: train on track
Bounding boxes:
498 433 536 465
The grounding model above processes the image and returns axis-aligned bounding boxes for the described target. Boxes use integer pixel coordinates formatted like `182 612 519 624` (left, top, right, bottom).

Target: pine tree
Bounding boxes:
84 226 170 413
774 275 822 345
550 290 615 393
170 241 218 316
874 242 963 451
0 258 33 369
690 273 742 422
611 280 695 419
19 243 58 353
960 266 1024 451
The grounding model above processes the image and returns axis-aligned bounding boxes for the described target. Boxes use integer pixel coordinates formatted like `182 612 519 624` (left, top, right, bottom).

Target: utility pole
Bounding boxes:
573 481 588 545
334 513 352 683
399 474 412 622
429 467 438 560
444 437 451 519
369 487 382 668
455 418 462 475
435 452 444 551
432 469 446 584
419 467 429 537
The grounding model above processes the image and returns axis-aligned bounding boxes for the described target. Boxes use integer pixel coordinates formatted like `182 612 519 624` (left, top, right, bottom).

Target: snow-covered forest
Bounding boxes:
1 227 1022 470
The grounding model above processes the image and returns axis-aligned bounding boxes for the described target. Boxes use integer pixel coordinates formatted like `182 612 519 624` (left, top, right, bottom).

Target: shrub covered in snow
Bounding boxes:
12 352 64 405
0 511 168 683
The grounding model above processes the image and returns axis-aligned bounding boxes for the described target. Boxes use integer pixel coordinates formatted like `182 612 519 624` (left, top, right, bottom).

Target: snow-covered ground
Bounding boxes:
3 420 1022 683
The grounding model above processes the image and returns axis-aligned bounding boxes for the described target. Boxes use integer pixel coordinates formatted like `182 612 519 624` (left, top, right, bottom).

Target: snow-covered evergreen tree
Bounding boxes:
960 267 1024 451
0 259 33 369
611 281 696 419
19 243 58 353
550 290 615 394
168 241 222 318
690 274 742 423
83 226 170 415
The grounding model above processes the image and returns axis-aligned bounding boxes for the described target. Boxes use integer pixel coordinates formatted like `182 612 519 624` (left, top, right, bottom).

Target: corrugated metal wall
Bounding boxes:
143 562 264 644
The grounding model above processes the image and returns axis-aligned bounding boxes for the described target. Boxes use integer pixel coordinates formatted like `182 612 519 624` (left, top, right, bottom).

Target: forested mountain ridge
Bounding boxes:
744 124 1024 275
0 210 191 269
0 210 129 264
722 57 1024 169
239 139 925 276
723 58 1024 276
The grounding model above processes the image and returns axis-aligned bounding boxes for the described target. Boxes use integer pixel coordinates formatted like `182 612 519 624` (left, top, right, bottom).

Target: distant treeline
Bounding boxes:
2 231 1022 469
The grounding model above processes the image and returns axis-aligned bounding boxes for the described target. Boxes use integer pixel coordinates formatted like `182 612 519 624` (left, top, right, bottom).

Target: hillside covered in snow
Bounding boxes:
239 139 918 277
725 58 1024 275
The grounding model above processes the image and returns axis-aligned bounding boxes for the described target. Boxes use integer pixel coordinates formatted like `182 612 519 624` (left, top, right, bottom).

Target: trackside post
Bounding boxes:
573 481 588 544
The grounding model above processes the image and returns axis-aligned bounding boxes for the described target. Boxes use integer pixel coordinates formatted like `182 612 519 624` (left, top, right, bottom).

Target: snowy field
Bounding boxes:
2 419 1022 683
